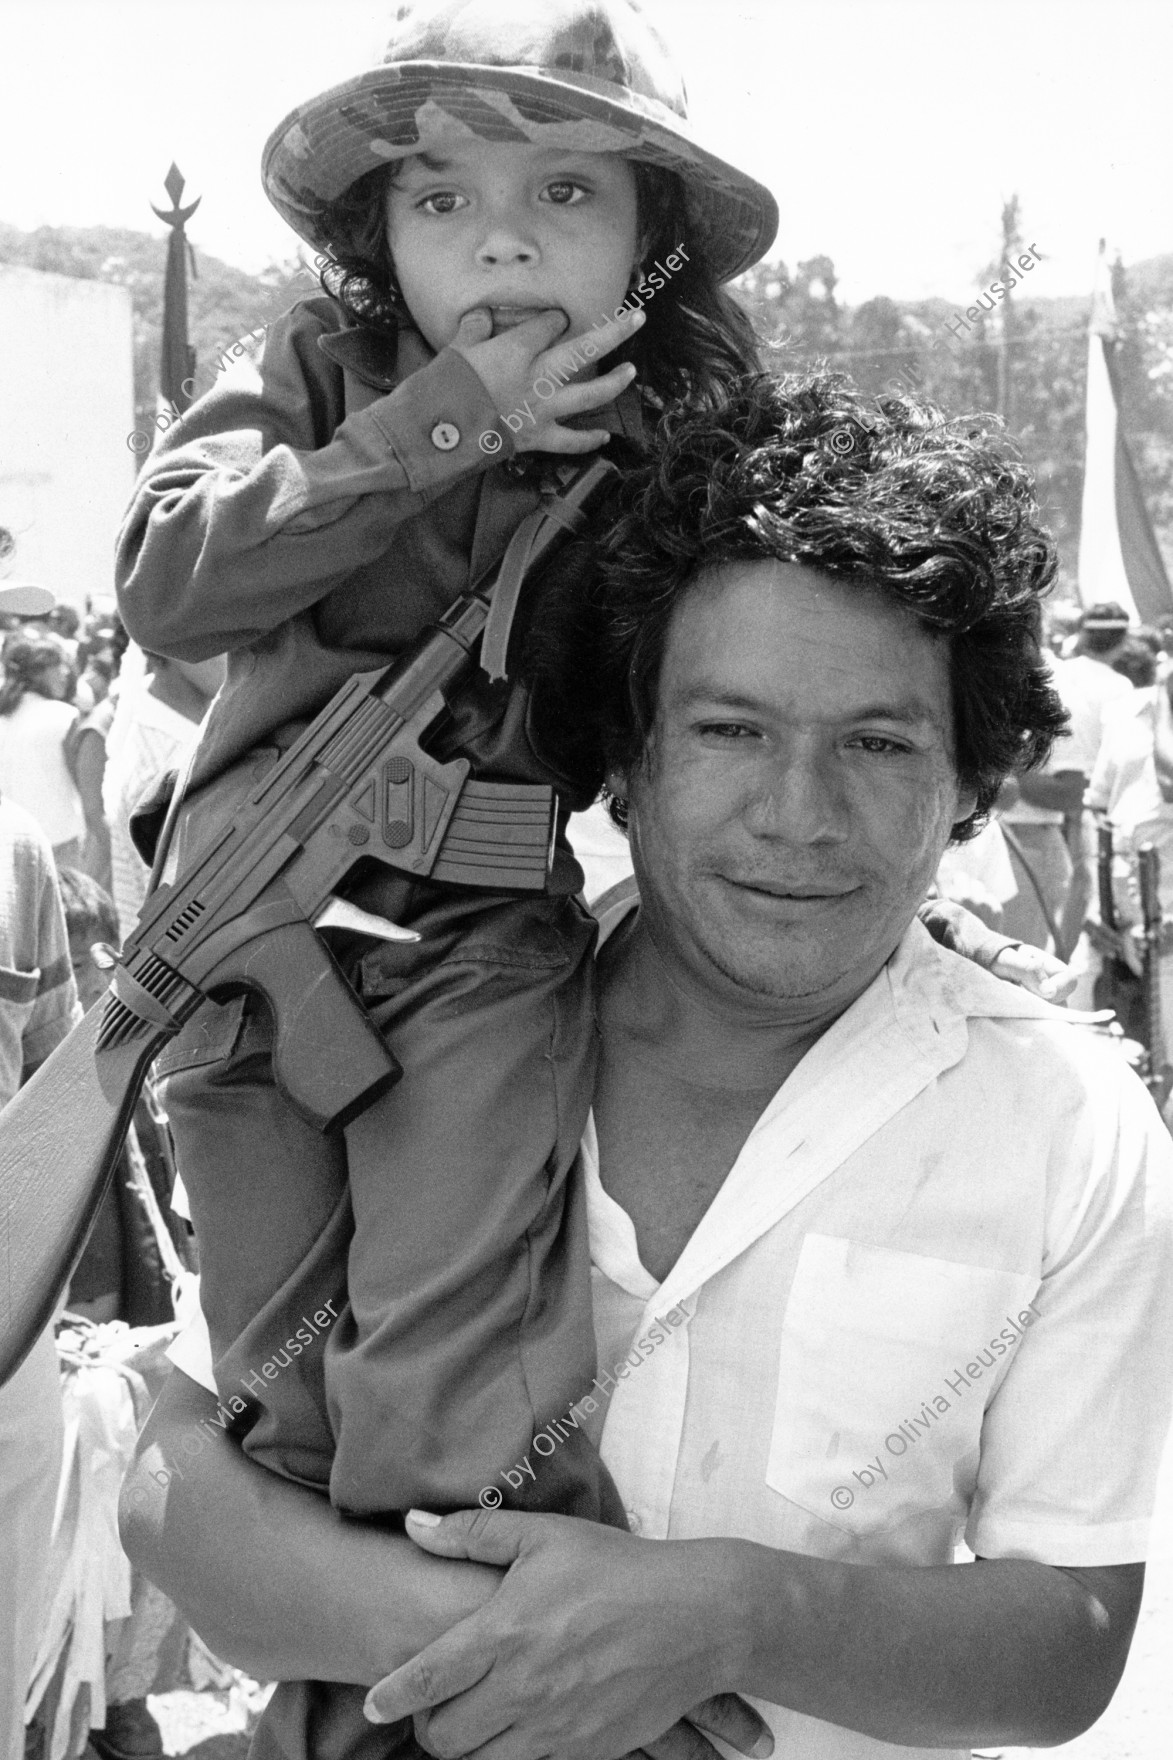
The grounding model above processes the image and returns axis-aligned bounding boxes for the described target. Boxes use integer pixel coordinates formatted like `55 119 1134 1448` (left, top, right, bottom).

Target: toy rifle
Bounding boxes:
1137 842 1173 1112
0 457 615 1386
1092 819 1142 1029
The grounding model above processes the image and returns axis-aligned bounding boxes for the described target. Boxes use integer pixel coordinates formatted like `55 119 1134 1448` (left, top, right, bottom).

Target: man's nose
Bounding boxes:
744 751 850 843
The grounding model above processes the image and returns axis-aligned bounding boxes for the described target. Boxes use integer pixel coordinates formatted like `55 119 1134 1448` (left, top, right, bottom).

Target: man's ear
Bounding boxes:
953 782 980 827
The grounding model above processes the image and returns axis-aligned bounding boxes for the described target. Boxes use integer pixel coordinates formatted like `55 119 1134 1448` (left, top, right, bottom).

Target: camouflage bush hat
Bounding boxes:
262 0 778 285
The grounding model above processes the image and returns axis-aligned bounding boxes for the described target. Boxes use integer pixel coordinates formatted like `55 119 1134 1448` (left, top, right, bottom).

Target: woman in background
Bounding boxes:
0 633 85 867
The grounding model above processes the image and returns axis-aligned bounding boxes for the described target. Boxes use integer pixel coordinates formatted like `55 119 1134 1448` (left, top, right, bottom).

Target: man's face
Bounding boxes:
619 561 977 1019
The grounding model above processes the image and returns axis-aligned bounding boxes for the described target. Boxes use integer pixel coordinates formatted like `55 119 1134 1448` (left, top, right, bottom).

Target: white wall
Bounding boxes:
0 265 135 611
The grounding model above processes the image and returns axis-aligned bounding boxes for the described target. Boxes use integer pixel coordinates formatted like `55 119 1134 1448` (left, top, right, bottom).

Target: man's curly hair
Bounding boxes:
530 372 1068 844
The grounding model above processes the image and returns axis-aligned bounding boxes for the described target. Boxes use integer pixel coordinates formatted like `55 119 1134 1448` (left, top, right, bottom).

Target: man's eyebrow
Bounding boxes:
679 687 938 725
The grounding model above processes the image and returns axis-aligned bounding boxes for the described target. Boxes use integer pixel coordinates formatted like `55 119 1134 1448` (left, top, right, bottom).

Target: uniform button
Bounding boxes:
626 1508 642 1533
430 420 461 450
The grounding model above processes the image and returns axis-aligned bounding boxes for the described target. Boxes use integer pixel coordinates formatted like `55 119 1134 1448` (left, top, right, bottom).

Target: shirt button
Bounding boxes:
430 420 461 451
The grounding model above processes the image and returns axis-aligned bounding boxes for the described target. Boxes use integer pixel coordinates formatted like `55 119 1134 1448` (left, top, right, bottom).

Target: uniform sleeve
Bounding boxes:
965 1052 1173 1564
21 841 81 1070
115 299 509 660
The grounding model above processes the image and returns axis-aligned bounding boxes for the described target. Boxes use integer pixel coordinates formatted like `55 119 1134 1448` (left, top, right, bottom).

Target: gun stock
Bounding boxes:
0 1003 168 1382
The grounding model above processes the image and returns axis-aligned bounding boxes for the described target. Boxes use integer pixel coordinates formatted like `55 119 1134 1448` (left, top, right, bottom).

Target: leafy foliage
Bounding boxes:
735 246 1173 595
2 215 1171 594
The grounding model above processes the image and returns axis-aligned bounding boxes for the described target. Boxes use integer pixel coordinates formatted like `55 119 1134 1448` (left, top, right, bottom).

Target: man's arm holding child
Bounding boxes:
121 1372 774 1760
368 1509 1141 1755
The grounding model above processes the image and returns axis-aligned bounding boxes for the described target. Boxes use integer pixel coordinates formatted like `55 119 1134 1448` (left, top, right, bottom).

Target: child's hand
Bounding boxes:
453 306 643 456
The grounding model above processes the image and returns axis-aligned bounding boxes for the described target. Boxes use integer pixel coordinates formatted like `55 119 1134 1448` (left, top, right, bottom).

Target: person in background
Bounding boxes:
68 623 131 900
1040 605 1137 962
47 867 188 1760
0 796 80 1760
45 604 81 664
1085 650 1173 1111
1109 636 1158 691
102 651 225 939
0 633 85 869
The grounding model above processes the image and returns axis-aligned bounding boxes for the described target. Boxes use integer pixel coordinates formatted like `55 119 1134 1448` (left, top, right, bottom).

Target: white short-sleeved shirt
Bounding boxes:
1001 652 1122 825
1086 686 1173 916
1056 653 1134 778
169 897 1173 1760
0 694 84 847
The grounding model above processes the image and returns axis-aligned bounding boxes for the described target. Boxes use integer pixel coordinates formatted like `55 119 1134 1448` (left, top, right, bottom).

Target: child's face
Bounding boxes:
385 141 641 356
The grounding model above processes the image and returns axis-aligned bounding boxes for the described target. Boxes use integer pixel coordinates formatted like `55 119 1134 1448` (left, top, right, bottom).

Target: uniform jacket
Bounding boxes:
115 297 644 844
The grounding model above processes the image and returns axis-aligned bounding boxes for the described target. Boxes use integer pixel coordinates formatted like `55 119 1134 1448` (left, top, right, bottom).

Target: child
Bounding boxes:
116 0 776 1536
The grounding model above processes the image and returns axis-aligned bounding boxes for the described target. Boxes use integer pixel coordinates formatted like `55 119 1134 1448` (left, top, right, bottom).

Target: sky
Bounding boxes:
0 0 1170 308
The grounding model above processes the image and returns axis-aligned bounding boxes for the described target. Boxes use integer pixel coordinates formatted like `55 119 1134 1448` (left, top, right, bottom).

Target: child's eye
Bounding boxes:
417 191 466 216
541 180 589 206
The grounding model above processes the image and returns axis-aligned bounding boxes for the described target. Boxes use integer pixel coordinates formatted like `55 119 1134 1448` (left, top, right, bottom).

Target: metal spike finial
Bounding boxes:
152 163 201 229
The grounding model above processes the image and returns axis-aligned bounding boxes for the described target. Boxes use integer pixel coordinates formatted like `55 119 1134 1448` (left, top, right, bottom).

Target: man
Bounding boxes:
1085 652 1173 1097
122 374 1171 1759
0 795 80 1760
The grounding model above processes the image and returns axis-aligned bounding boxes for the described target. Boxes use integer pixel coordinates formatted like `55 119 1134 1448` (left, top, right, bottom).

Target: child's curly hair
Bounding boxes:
526 371 1068 843
304 161 762 413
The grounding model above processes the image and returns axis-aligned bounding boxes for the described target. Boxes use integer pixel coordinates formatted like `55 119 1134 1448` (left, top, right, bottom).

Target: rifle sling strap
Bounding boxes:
480 481 592 685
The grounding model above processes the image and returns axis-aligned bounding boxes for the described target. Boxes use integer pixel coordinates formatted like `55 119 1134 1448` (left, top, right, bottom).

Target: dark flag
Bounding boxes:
151 162 200 417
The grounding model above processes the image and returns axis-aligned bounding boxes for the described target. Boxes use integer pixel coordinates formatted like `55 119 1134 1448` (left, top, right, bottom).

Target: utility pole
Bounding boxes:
996 196 1023 429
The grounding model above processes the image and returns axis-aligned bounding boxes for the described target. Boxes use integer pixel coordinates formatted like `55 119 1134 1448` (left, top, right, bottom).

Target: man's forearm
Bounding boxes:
120 1369 502 1682
709 1541 1141 1749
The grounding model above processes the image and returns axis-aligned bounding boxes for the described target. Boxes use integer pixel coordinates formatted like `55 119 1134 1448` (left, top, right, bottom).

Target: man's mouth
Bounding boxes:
724 876 858 902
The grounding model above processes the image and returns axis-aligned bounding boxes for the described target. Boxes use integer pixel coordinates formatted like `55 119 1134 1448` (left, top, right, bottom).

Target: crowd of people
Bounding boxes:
0 580 226 1760
2 5 1172 1760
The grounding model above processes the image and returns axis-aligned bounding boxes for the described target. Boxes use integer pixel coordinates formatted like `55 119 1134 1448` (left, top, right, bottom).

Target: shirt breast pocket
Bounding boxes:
766 1234 1038 1538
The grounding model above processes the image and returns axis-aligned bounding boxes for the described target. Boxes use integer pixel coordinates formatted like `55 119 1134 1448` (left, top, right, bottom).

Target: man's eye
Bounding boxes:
417 191 465 215
541 180 589 206
849 735 909 755
698 722 755 739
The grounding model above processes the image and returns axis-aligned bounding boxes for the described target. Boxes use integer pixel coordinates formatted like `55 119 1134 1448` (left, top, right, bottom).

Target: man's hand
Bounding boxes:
363 1508 771 1760
918 897 1077 1001
987 940 1078 1000
453 307 642 456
